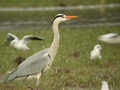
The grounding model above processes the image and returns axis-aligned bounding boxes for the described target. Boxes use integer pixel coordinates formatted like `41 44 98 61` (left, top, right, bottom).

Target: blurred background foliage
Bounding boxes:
0 0 120 7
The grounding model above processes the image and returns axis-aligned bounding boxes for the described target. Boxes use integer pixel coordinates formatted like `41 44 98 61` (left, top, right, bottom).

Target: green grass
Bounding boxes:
0 0 120 8
0 26 120 90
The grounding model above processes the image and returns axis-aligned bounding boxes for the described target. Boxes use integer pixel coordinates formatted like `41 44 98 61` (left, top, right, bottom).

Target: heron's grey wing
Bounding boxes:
7 48 51 81
4 33 18 44
22 35 44 44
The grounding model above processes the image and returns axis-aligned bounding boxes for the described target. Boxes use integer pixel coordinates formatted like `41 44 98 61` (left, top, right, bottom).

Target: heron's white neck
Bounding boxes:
49 21 60 60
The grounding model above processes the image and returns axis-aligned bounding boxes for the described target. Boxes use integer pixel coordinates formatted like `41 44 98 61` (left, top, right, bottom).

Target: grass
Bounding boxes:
0 0 119 8
0 26 120 90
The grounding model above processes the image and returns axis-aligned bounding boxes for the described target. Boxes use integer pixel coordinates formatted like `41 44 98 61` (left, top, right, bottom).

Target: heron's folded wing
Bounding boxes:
7 48 50 80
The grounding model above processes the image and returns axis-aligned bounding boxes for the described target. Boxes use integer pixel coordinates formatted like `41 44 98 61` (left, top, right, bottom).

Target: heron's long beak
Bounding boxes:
65 16 78 19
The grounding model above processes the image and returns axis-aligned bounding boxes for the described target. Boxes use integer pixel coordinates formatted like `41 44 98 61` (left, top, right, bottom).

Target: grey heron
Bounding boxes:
98 33 120 44
5 33 44 51
90 44 102 60
5 14 78 86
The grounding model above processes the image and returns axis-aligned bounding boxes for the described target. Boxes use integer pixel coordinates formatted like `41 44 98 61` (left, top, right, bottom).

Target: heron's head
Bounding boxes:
53 14 78 24
94 44 102 50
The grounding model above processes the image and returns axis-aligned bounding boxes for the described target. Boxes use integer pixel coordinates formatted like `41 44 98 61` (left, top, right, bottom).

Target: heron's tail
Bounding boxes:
7 74 16 81
6 69 17 81
0 69 17 84
0 73 9 84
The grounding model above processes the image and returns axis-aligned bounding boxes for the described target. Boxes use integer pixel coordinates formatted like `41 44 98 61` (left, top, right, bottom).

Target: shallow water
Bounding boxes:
0 4 119 11
0 4 120 31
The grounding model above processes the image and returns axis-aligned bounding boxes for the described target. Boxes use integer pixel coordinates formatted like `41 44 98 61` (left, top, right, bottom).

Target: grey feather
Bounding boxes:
7 48 50 81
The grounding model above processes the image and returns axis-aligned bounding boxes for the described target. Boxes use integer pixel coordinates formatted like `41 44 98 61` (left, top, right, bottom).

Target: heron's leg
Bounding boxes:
99 55 102 59
36 73 41 86
90 56 94 60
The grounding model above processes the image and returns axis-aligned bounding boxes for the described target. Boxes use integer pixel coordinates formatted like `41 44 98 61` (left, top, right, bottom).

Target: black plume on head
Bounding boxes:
54 14 64 19
48 14 65 24
52 14 65 22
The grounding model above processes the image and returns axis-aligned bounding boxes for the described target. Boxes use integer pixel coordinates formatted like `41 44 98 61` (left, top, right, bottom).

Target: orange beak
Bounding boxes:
65 16 78 19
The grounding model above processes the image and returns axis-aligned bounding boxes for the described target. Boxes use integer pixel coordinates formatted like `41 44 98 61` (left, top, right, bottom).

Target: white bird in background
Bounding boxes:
101 80 109 90
98 33 120 44
90 44 102 60
5 33 44 51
